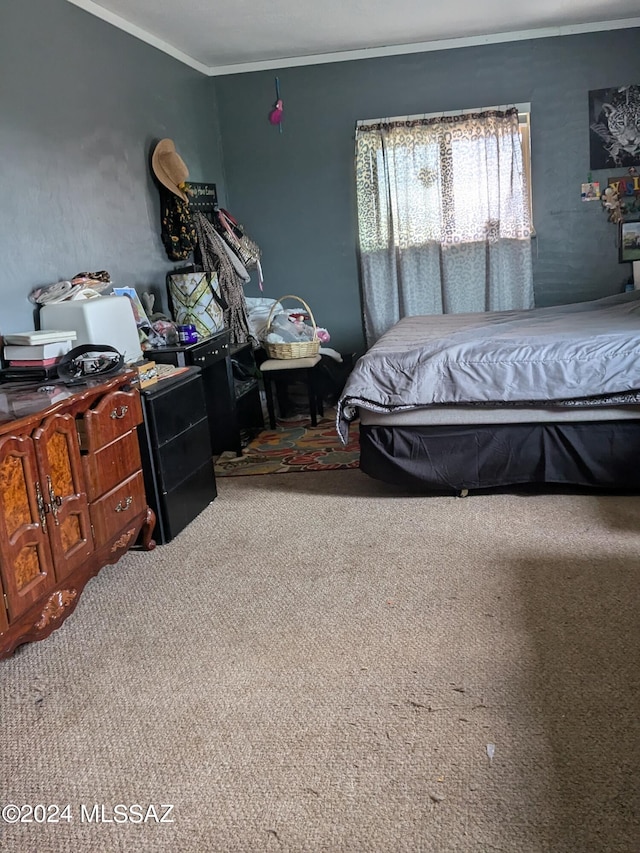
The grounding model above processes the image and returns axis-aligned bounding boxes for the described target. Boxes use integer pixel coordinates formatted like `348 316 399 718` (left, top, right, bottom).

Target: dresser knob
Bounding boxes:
115 496 133 512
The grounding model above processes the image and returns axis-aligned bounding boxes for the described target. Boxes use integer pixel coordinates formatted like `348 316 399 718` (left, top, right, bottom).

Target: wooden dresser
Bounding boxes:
0 372 155 659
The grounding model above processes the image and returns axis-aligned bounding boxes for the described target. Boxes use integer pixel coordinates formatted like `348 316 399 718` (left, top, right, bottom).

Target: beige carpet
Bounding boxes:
2 470 639 852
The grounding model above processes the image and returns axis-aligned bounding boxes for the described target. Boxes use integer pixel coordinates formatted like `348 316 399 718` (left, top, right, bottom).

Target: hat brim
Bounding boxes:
151 139 189 203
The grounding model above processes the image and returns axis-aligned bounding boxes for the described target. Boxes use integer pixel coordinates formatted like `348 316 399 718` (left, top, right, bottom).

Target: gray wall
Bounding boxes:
0 0 225 334
2 4 638 356
214 29 640 355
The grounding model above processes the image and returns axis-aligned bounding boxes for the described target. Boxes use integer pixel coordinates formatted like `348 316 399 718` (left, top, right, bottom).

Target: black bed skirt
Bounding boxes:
359 420 640 493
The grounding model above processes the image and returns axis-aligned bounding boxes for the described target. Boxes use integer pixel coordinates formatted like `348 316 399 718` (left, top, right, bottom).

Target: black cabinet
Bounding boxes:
229 341 264 449
146 331 263 455
138 367 217 544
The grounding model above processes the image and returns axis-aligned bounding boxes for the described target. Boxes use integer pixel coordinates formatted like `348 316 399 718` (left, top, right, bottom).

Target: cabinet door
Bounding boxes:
0 435 56 621
33 413 93 580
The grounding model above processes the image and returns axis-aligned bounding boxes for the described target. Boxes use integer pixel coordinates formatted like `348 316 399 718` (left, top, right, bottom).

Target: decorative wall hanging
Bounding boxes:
589 85 640 170
187 182 218 214
607 171 640 216
601 184 625 223
600 169 640 223
268 77 283 133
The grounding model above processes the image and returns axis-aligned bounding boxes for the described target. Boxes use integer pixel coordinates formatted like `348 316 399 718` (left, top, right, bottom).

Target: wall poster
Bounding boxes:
589 85 640 170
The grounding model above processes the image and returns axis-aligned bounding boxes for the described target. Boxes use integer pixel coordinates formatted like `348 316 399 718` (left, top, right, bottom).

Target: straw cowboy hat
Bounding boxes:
151 138 189 202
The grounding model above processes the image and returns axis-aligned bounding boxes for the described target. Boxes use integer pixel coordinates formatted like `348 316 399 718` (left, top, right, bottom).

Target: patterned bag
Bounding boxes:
166 269 228 339
215 208 261 269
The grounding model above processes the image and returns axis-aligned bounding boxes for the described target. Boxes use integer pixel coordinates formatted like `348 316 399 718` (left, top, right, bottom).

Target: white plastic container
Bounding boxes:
39 296 143 364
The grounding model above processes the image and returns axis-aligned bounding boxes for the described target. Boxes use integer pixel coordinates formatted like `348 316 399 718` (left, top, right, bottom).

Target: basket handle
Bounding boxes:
266 295 318 339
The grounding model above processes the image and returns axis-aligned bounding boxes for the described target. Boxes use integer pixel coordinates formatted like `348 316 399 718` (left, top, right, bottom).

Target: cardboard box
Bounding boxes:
136 360 159 389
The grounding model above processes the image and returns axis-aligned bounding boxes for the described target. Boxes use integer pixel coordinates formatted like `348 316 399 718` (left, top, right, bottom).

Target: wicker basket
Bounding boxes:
264 295 321 359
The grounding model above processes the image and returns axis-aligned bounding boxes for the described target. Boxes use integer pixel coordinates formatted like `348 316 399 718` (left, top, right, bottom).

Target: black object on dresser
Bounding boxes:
146 330 263 455
138 367 217 545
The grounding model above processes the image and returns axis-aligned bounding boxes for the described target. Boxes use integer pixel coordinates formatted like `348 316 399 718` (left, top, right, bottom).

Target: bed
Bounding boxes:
337 291 640 493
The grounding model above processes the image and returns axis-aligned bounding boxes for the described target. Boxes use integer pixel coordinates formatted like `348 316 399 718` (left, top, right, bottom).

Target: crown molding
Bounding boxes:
209 18 640 76
64 3 640 78
65 0 210 74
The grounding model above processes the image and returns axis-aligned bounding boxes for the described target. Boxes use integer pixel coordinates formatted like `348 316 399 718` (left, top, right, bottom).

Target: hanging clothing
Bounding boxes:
192 210 253 345
159 186 197 261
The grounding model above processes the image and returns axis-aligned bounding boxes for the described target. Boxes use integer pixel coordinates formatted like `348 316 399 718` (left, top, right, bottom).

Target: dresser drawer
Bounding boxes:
188 334 230 370
82 429 142 501
148 331 230 370
89 469 146 548
155 418 212 493
78 390 143 452
141 370 208 447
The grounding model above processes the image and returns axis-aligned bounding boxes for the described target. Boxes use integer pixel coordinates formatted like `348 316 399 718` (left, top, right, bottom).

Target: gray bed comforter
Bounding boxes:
337 291 640 441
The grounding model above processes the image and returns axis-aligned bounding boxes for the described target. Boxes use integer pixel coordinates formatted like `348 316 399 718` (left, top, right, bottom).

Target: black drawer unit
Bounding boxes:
138 367 217 544
146 330 263 455
229 341 264 448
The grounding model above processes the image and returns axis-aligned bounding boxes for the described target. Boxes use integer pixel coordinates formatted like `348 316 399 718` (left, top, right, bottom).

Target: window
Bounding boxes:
355 105 534 343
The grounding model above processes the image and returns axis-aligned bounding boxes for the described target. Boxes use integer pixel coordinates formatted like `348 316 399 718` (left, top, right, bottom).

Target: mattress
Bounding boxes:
359 404 640 426
338 290 640 441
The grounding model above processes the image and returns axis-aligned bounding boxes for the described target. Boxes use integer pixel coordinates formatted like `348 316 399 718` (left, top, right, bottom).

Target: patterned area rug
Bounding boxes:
215 413 360 476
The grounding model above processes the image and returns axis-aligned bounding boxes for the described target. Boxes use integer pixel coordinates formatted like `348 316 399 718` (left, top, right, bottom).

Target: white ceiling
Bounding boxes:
68 0 640 75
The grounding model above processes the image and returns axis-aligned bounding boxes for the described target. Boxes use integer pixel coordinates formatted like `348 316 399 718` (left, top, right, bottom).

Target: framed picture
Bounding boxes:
619 220 640 264
589 85 640 170
112 286 150 328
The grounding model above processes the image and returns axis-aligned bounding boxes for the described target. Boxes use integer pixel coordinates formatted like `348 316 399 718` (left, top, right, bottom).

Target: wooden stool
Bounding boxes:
260 355 324 428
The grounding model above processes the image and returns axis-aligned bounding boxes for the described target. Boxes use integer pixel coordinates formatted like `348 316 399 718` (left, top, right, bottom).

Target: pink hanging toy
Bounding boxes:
268 77 283 132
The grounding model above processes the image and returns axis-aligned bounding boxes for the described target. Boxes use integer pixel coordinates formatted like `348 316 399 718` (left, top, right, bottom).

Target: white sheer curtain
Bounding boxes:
355 108 534 344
